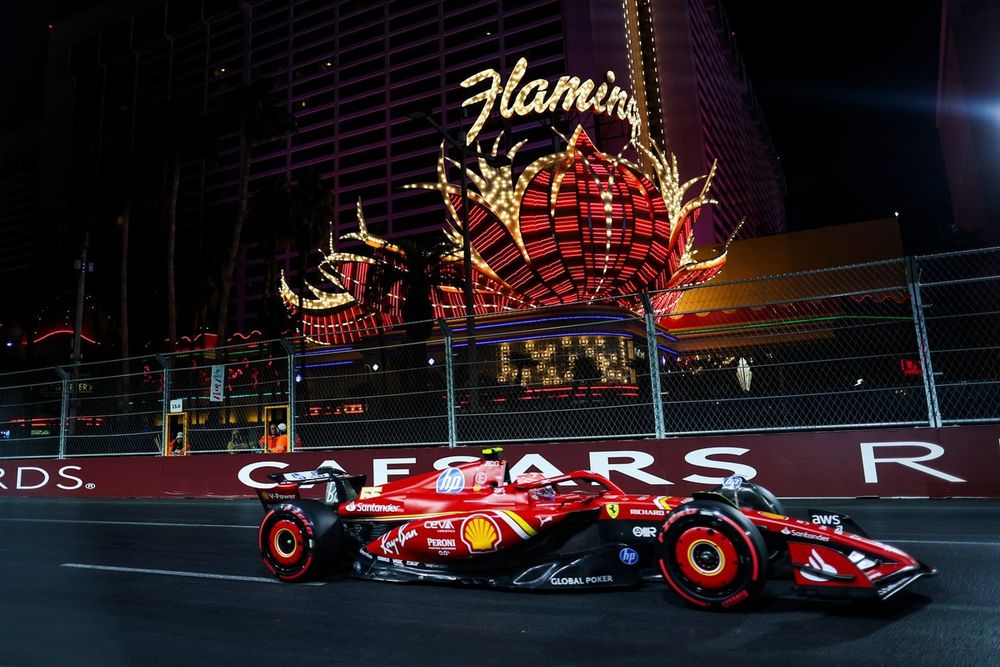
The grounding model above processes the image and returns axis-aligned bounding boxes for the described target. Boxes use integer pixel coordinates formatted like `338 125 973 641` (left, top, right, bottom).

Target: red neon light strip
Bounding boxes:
33 329 98 344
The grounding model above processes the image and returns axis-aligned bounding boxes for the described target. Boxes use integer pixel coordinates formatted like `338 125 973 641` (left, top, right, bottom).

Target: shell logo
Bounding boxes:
461 514 502 552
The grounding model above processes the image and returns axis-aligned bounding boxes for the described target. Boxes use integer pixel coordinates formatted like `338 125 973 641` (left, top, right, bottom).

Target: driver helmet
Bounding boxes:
531 485 556 501
517 473 556 500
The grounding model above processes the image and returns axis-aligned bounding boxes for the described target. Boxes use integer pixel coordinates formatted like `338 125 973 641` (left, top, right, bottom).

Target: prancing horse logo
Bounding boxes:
606 504 620 519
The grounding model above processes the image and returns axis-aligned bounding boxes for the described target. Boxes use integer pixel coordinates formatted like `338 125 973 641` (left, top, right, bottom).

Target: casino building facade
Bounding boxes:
39 0 784 339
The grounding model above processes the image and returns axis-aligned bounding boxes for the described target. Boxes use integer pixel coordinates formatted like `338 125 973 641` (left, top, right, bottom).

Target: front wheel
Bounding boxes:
259 500 344 582
657 500 767 610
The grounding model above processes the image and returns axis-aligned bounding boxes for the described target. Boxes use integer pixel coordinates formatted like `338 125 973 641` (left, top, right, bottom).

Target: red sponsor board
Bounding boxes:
0 425 998 499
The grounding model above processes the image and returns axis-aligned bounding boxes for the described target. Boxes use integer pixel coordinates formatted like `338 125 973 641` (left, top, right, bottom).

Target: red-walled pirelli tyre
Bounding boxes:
259 500 344 582
657 500 768 610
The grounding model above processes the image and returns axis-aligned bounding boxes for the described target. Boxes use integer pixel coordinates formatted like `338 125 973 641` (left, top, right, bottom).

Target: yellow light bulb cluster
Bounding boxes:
497 336 635 388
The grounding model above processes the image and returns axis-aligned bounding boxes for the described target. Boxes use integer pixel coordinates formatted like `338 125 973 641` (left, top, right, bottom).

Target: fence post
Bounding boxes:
55 367 70 459
439 319 457 447
906 257 942 427
155 354 171 455
280 339 297 452
641 292 666 439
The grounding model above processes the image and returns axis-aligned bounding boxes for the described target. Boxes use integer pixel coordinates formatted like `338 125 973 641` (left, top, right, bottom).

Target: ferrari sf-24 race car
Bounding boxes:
255 448 935 610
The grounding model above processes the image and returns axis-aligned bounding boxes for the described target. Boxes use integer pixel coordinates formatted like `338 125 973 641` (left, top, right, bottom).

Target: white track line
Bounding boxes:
0 518 256 529
61 563 324 585
886 539 1000 547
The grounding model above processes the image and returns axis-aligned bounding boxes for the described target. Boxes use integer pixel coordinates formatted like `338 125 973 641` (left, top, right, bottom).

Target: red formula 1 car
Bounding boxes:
255 448 934 610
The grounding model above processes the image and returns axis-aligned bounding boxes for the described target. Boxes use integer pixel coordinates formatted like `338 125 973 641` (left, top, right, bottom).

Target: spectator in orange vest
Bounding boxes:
259 423 278 453
167 431 187 456
272 423 302 453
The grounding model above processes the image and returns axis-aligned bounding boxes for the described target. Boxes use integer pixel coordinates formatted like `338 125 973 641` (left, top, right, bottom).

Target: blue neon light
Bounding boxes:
298 346 354 357
301 360 355 369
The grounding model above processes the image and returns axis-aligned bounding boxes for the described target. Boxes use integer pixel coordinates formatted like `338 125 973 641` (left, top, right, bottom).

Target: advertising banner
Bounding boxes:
0 425 998 499
209 365 225 402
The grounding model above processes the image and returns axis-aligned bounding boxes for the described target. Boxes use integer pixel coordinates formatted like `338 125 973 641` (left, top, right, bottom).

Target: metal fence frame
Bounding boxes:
2 247 998 459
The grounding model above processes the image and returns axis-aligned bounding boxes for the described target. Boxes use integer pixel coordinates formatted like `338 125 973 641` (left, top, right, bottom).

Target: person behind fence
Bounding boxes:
259 423 278 452
227 429 251 454
168 431 186 456
272 422 301 453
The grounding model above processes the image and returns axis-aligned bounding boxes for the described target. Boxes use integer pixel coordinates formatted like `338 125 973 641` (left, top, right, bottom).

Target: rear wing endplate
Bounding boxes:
260 466 367 507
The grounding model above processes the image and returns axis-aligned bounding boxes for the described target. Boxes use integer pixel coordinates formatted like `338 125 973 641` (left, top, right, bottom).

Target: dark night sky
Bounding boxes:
3 2 953 248
0 1 96 128
719 0 952 250
0 5 51 129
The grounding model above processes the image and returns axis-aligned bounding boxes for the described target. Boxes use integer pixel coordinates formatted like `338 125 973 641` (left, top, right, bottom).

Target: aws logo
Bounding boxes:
810 513 842 526
461 514 501 552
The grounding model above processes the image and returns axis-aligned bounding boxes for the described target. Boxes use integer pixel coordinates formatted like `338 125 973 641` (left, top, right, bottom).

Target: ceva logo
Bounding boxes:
435 467 465 494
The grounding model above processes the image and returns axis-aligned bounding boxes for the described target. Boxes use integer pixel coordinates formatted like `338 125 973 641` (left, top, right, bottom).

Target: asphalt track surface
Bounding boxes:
0 498 998 666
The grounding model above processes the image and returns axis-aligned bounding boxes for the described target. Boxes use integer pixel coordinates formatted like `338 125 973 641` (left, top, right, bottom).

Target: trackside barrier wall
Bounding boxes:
0 248 998 459
0 425 997 498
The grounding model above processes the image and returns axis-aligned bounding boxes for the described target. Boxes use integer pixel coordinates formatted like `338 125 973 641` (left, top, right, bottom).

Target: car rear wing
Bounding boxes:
257 466 368 509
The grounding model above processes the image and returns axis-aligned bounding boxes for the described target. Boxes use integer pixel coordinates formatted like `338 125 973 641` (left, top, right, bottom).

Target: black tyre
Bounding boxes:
259 500 344 582
657 500 768 610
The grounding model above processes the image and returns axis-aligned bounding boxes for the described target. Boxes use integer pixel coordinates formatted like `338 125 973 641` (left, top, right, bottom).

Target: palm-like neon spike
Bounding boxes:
281 127 738 343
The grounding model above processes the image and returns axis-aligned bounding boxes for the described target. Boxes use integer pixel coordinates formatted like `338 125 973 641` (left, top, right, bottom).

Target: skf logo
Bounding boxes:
605 503 620 519
461 514 501 552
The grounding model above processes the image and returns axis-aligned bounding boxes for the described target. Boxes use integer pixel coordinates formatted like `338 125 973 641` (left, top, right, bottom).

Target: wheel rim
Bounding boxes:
674 526 739 589
268 519 305 567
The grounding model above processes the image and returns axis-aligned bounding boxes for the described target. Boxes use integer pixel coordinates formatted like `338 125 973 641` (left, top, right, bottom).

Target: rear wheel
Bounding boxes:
259 500 344 582
657 500 767 610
